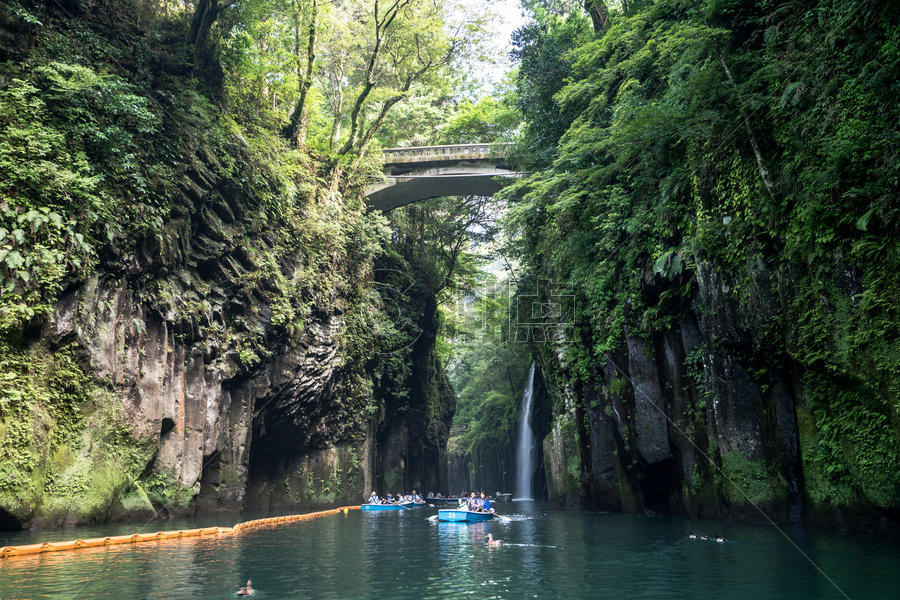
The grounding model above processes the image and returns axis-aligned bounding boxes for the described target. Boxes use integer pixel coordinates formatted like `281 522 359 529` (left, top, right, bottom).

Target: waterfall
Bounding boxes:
513 362 536 501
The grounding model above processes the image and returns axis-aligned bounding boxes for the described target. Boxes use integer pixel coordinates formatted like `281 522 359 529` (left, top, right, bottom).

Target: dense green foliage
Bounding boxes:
0 55 170 333
437 95 520 144
0 2 386 361
447 280 531 458
504 0 899 511
509 9 591 166
208 0 494 155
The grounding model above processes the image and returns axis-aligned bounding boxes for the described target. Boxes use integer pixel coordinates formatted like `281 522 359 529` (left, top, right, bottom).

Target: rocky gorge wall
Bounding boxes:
369 255 457 497
501 0 899 537
1 145 365 528
0 138 455 530
0 4 455 529
533 257 900 535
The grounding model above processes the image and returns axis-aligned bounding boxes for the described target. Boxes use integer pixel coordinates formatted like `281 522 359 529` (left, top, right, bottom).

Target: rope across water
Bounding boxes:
0 505 361 559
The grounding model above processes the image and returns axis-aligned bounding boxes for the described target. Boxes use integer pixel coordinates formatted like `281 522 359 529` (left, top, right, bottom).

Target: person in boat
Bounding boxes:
479 491 492 513
467 491 479 511
237 580 254 596
367 491 379 504
384 493 394 504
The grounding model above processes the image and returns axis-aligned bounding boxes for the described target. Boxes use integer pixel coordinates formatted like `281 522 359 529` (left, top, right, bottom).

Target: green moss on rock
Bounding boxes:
0 342 158 526
720 451 786 507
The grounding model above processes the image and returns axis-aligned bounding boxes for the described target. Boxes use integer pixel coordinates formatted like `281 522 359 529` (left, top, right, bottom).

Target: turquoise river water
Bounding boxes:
0 502 898 599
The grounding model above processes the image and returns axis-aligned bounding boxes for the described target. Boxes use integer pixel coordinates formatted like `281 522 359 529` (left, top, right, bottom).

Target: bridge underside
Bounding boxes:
366 155 521 211
366 173 518 212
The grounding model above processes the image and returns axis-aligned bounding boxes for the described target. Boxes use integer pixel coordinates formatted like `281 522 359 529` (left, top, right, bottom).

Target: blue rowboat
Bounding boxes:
410 501 426 508
437 508 495 522
361 502 413 511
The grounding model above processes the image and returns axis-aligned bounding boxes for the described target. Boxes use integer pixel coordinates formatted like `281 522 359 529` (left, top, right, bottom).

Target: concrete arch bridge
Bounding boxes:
364 143 521 211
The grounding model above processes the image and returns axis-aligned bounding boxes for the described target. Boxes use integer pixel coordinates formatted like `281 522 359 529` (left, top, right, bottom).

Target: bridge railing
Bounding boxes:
382 143 511 163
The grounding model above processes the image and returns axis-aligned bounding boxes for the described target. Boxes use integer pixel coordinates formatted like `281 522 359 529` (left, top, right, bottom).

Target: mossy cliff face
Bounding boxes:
368 255 456 496
0 4 455 529
447 442 512 497
0 342 159 528
534 255 899 534
508 0 899 535
1 142 379 527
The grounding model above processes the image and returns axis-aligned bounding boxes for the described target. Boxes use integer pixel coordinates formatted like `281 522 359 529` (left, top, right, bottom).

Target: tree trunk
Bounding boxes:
355 94 403 161
284 0 319 147
189 0 217 50
339 0 411 155
584 0 609 33
716 48 777 201
328 74 344 150
189 0 223 96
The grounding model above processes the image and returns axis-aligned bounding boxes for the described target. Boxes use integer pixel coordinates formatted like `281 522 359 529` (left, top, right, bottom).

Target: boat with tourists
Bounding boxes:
361 502 413 511
362 490 423 510
437 508 495 522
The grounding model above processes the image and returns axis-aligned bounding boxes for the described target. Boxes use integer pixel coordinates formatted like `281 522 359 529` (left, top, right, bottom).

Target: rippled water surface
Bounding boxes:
1 502 897 599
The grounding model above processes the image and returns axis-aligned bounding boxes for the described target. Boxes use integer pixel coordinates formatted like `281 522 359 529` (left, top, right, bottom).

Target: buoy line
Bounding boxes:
0 505 360 559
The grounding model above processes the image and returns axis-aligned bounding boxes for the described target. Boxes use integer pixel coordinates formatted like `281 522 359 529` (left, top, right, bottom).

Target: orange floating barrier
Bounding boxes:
0 506 361 560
